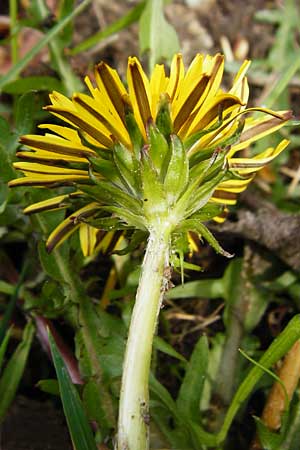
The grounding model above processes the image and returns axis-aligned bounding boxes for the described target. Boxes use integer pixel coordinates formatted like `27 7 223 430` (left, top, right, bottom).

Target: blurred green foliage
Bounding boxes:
1 0 300 449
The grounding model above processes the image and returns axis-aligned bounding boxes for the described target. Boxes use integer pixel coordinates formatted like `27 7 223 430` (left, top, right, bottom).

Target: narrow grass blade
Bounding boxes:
0 0 92 90
49 332 98 450
0 261 28 345
0 328 12 373
0 321 34 422
70 1 146 55
264 55 300 109
217 314 300 443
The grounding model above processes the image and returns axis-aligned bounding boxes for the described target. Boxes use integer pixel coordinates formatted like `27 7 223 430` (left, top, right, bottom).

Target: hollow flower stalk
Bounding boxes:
10 54 291 449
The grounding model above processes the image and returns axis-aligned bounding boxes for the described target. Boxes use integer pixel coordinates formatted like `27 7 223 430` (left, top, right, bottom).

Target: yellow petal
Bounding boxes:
95 62 127 122
171 54 204 118
94 230 123 254
45 105 113 148
127 56 152 140
185 93 244 139
13 161 89 176
20 134 97 158
16 148 88 164
73 93 132 148
46 203 100 252
49 90 75 110
149 64 168 119
217 177 254 193
210 190 238 205
8 174 90 187
79 223 98 257
228 110 292 156
212 206 229 223
166 53 185 101
173 74 210 134
229 139 290 174
38 124 84 143
23 191 82 214
188 107 290 156
200 54 224 105
229 60 251 101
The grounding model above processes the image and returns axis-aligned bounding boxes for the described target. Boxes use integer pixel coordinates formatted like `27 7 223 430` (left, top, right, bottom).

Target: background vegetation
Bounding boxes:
1 0 300 449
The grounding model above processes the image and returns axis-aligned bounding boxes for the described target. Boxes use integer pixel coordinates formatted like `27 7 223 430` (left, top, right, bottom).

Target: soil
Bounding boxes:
1 396 72 450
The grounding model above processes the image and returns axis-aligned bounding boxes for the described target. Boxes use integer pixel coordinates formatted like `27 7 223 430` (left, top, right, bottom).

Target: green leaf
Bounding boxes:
149 373 180 421
0 116 18 183
151 407 192 450
83 380 114 429
0 280 14 296
166 278 224 300
187 421 218 448
38 241 70 284
222 258 243 329
153 336 187 362
164 135 189 205
75 298 122 430
139 0 180 71
200 333 225 411
0 328 11 374
255 416 285 450
254 9 282 24
49 332 98 450
37 379 60 396
15 91 39 135
0 321 34 422
2 76 64 94
176 335 209 421
264 55 300 108
0 261 29 344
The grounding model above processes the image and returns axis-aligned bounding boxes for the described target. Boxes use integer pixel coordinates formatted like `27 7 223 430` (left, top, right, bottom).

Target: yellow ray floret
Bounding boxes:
46 202 100 252
19 134 96 158
23 192 83 214
229 139 290 174
79 223 99 257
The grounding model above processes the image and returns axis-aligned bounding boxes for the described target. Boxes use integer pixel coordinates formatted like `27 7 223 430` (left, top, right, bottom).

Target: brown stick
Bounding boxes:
252 340 300 449
261 340 300 430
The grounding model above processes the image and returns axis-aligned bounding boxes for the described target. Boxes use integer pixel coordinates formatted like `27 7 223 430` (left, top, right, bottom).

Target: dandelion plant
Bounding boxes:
9 53 291 450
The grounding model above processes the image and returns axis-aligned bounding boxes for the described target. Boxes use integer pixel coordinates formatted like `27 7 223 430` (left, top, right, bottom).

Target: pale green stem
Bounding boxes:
117 227 171 450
